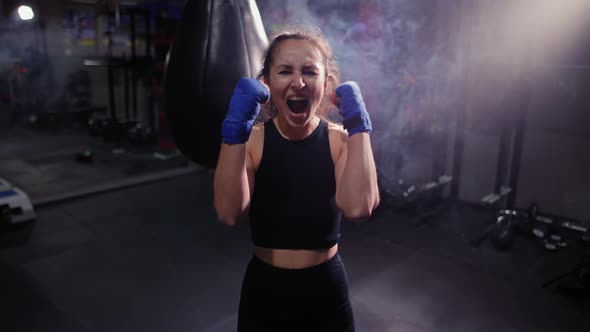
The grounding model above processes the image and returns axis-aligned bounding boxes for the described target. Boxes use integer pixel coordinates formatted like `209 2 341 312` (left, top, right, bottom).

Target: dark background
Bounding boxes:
0 1 589 331
2 0 589 219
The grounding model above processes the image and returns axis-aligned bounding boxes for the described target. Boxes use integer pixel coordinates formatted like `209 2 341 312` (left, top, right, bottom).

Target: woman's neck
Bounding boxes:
273 115 320 141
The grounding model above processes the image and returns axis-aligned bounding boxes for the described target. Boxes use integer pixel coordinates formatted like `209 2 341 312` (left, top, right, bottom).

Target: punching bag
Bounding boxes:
164 0 268 168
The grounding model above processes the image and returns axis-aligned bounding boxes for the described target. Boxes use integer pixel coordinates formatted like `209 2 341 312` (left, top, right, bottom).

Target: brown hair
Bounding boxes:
256 25 341 123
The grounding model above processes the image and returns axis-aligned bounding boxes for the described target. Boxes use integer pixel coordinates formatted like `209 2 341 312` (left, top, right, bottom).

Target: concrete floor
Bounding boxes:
1 170 588 332
0 127 191 205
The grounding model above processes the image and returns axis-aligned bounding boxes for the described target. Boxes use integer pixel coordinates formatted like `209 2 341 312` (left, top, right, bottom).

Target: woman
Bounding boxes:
214 26 379 332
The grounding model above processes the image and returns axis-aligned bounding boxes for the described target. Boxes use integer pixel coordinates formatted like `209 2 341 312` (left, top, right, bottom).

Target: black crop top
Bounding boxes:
248 119 342 250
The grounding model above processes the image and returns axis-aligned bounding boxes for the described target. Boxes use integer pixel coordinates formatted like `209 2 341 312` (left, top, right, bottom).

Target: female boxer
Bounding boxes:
214 26 379 332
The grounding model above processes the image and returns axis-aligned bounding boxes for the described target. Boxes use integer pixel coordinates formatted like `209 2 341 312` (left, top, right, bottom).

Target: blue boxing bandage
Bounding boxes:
221 78 270 144
335 81 372 136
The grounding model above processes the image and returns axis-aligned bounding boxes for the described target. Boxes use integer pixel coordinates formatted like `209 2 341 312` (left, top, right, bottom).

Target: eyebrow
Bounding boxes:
276 64 320 70
302 65 320 71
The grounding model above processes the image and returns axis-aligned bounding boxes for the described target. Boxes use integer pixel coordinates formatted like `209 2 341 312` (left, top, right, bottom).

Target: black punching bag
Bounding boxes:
164 0 268 168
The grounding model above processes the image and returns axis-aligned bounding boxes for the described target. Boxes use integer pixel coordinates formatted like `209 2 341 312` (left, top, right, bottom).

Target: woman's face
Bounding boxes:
265 39 327 129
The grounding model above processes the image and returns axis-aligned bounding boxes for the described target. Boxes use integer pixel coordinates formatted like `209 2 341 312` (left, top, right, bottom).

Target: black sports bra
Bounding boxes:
248 119 342 249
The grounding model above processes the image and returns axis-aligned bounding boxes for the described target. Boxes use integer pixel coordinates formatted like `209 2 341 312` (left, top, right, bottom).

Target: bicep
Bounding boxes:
331 128 348 192
334 141 347 189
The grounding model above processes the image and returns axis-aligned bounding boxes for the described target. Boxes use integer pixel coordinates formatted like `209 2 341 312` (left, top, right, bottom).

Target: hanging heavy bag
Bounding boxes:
164 0 268 168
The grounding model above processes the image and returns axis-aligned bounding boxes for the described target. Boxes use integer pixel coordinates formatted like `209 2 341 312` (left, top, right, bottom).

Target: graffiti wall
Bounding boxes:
257 0 464 184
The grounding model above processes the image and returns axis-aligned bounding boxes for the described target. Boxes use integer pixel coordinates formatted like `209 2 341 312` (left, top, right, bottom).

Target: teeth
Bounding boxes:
288 97 307 101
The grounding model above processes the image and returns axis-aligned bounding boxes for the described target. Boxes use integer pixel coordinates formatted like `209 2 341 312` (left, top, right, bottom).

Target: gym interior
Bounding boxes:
1 0 589 331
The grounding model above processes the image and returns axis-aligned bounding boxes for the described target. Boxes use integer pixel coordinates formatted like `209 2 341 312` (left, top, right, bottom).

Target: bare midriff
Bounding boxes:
254 244 338 269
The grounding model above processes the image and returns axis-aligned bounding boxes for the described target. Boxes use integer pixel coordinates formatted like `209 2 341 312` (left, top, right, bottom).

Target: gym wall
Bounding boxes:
458 0 590 220
516 69 590 221
9 0 588 220
257 0 590 221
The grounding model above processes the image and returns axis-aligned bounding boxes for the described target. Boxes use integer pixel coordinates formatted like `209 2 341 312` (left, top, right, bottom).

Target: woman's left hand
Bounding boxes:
335 81 372 136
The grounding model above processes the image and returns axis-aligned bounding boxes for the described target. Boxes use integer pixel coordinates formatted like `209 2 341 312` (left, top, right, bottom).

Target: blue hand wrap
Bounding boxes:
335 81 372 136
221 78 270 144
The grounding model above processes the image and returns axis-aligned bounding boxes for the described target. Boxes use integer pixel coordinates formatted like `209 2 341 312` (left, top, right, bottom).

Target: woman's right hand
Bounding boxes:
221 78 270 144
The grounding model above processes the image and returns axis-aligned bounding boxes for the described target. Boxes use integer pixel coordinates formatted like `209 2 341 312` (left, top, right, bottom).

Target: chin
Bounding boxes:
283 111 313 128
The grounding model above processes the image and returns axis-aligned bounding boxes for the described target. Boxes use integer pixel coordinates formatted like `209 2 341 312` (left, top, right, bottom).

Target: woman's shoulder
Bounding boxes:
249 123 265 143
327 122 348 143
252 122 265 131
246 123 265 166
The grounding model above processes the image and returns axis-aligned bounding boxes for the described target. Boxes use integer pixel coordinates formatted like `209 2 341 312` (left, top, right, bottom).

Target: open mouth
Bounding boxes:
286 99 308 114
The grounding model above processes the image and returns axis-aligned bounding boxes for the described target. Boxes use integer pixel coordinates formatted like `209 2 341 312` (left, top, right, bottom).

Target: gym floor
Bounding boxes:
1 163 589 331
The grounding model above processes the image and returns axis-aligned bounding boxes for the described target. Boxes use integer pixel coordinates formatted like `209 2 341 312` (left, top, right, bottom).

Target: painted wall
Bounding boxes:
257 0 463 185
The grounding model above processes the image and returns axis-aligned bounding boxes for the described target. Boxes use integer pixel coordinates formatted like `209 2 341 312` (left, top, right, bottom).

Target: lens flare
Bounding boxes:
17 5 34 21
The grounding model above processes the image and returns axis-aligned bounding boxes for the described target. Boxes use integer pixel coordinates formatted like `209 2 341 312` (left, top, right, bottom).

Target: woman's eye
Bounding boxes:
304 71 318 76
278 71 291 75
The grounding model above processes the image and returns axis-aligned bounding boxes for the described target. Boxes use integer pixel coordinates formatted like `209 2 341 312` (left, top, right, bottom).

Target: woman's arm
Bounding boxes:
214 143 251 226
335 132 380 221
333 81 380 221
213 78 268 226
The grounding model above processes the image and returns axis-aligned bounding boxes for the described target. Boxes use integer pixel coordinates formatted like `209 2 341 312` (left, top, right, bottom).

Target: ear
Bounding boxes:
259 79 270 97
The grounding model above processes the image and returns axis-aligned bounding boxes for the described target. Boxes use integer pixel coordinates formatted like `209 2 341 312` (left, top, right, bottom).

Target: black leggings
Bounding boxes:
237 253 354 332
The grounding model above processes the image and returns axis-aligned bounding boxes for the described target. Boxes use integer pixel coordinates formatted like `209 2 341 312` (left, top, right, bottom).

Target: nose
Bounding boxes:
290 74 305 90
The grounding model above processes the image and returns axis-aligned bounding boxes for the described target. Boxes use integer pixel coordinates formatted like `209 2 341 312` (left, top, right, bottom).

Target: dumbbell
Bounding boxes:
527 204 569 250
75 149 94 163
491 214 517 251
